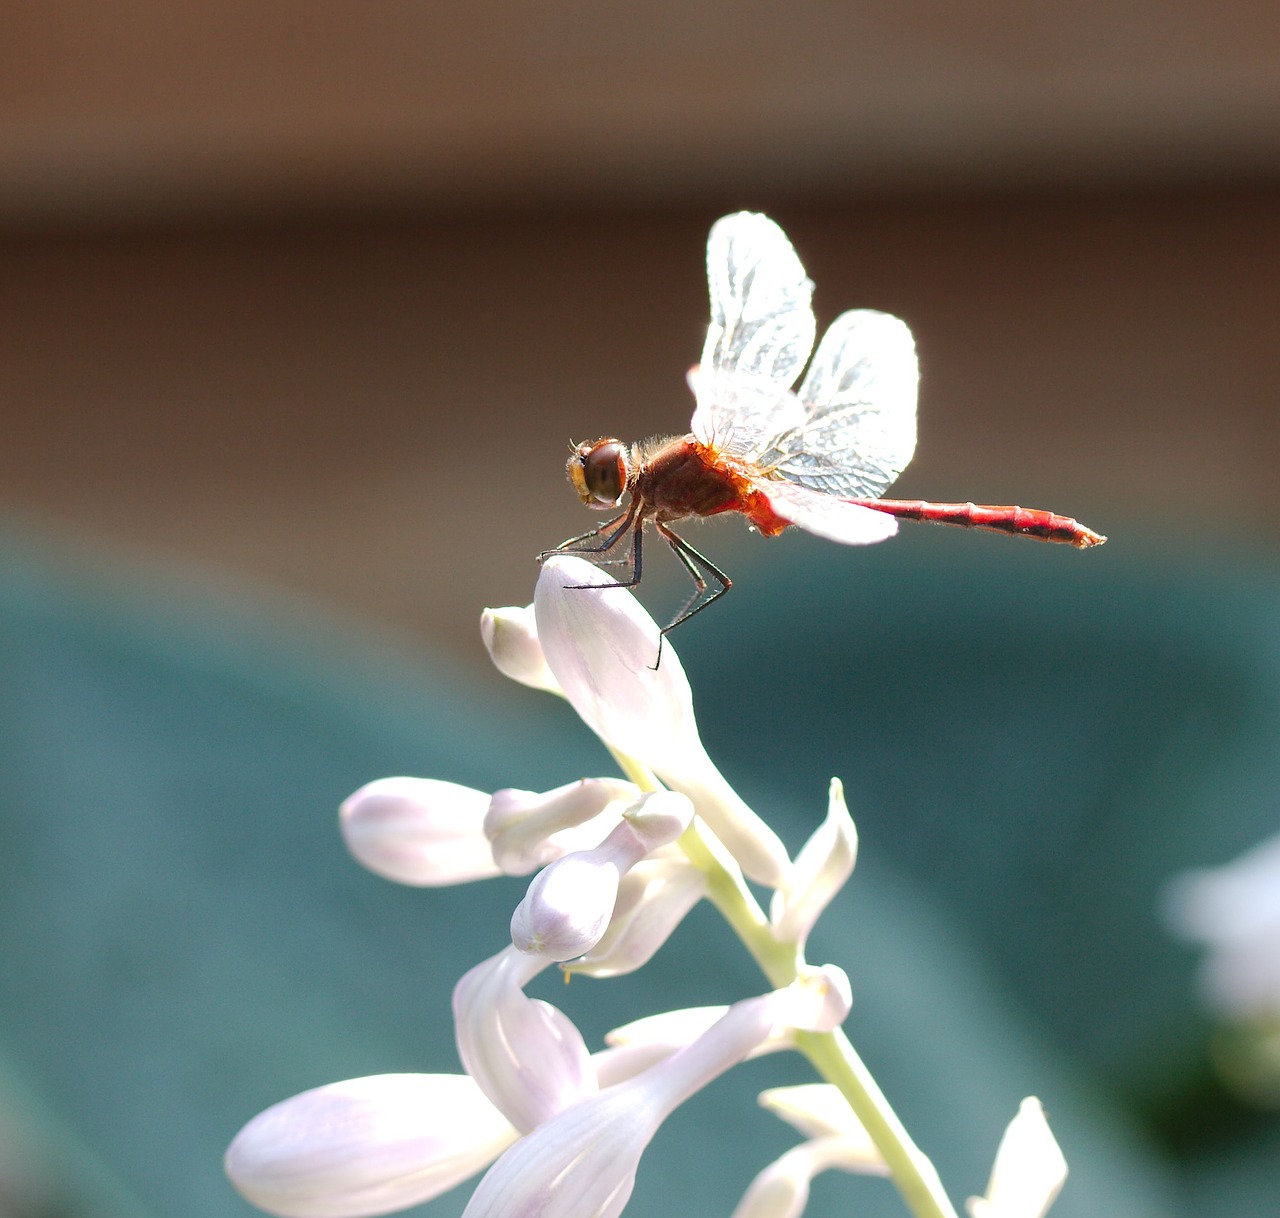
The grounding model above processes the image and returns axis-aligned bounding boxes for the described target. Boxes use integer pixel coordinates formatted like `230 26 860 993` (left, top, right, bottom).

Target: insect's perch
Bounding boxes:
544 212 1106 631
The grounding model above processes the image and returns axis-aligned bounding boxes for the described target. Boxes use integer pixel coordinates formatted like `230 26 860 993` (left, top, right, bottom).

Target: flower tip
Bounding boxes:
786 965 853 1033
534 555 701 765
967 1097 1067 1218
509 854 620 962
480 604 562 693
624 790 695 851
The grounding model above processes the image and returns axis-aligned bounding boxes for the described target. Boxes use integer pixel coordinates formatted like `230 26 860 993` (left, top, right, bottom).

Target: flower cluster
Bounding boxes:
225 556 1066 1218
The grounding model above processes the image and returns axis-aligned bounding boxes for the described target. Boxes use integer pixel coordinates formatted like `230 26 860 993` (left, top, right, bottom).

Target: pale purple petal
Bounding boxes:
1164 831 1280 1018
340 778 499 887
463 987 799 1218
509 851 624 961
570 857 707 978
224 1073 516 1218
485 777 636 875
966 1098 1068 1218
509 792 694 961
535 556 789 886
453 947 596 1132
480 604 561 694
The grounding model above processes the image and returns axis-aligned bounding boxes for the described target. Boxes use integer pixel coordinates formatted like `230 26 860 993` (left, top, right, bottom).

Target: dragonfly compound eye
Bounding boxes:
570 439 629 508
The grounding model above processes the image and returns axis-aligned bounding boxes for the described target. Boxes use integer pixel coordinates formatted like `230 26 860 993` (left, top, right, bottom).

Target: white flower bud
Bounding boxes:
966 1098 1067 1218
570 857 706 978
224 1073 516 1218
463 985 818 1218
509 852 623 961
509 793 692 961
480 604 561 694
339 778 500 887
485 777 637 875
535 556 789 886
771 778 858 945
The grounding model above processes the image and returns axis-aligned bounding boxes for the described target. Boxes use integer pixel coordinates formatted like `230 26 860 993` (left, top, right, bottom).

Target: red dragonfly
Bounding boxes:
546 212 1105 632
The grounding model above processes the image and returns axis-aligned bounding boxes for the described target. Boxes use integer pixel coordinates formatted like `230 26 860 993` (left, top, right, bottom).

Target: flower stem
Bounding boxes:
607 746 663 794
610 746 959 1218
797 1028 960 1218
677 819 798 984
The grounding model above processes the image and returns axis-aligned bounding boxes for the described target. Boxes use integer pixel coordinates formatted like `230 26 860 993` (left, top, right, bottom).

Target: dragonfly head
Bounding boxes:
567 439 632 509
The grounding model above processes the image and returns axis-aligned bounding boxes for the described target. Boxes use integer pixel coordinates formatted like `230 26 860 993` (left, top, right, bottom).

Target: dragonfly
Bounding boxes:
544 211 1105 633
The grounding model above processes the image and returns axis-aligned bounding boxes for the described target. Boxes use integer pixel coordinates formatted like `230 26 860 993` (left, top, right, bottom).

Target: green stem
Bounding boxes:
682 811 957 1218
797 1028 960 1218
610 747 959 1218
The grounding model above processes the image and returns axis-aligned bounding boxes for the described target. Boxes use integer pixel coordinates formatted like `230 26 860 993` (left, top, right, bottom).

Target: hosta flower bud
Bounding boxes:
570 857 706 978
509 792 693 960
480 604 560 693
339 778 499 887
452 947 596 1133
966 1098 1067 1218
535 556 789 886
485 777 637 875
771 778 858 946
224 1073 516 1218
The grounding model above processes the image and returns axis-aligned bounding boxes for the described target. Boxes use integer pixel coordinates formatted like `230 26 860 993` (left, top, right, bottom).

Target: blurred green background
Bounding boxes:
1 522 1278 1217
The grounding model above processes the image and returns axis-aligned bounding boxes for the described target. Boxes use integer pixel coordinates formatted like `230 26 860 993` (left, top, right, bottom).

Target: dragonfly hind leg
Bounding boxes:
656 523 731 635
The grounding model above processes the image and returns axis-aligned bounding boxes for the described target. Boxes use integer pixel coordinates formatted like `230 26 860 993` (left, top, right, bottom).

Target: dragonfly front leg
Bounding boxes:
562 510 645 592
541 499 648 594
538 502 637 563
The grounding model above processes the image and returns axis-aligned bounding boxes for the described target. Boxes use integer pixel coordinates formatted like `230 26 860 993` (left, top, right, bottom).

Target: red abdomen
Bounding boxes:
854 499 1106 548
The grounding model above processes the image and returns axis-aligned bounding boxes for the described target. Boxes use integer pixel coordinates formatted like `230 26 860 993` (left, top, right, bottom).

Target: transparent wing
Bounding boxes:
692 213 816 454
756 310 918 500
758 481 899 546
687 367 805 460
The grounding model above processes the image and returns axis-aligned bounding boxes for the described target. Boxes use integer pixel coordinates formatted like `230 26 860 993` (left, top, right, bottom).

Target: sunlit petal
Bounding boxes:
485 777 637 875
339 778 499 887
535 556 789 886
570 857 707 978
771 778 858 946
225 1073 516 1218
509 792 693 961
758 1086 885 1174
452 946 596 1132
480 604 561 694
966 1098 1067 1218
731 1136 886 1218
464 984 814 1218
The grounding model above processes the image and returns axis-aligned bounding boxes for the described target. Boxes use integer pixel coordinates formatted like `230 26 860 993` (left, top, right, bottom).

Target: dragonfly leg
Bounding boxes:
559 506 646 592
656 523 732 635
537 505 636 563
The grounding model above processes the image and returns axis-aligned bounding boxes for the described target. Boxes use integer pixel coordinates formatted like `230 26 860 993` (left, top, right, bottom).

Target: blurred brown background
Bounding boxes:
2 2 1278 663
